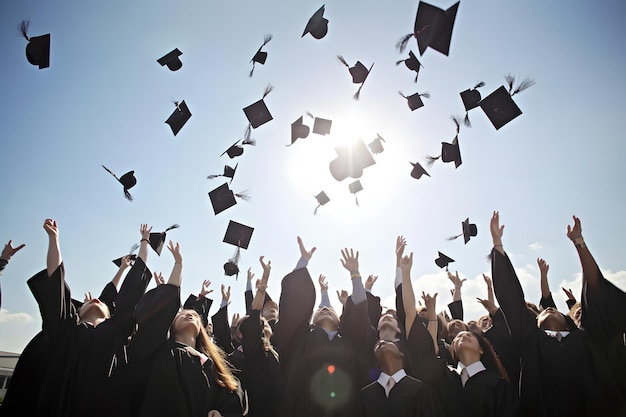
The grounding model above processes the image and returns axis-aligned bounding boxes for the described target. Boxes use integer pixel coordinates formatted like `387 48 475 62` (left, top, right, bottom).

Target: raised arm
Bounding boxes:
0 240 26 276
137 224 152 264
446 270 465 320
421 291 439 354
318 274 331 308
340 248 366 305
251 256 271 311
537 257 558 310
44 219 61 277
400 251 417 337
483 274 495 305
166 241 182 287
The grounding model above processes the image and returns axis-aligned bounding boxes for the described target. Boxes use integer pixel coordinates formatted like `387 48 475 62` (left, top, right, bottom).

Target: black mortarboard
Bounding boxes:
102 165 137 201
479 76 535 130
399 91 430 111
337 56 374 100
314 191 330 215
223 220 254 249
207 163 238 184
397 1 459 56
312 116 332 135
329 138 376 181
396 50 423 82
448 218 478 244
20 21 50 69
221 138 256 158
302 5 329 39
435 251 455 270
368 134 386 154
460 81 485 127
243 85 274 136
427 117 462 168
208 183 250 215
250 34 272 77
410 161 430 179
112 243 140 267
290 116 311 145
157 48 183 71
149 224 180 256
165 100 192 136
349 180 363 206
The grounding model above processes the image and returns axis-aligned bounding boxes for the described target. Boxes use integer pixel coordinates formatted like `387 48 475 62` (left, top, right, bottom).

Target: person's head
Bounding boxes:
536 307 568 331
262 300 279 322
450 329 509 381
467 320 481 333
78 298 111 324
172 309 203 340
447 319 469 341
377 313 401 341
568 302 582 329
373 339 404 374
206 322 213 337
477 314 492 332
312 306 340 331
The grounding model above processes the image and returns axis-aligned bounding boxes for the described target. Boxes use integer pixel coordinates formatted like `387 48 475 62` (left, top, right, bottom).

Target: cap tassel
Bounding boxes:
249 63 256 78
354 194 360 207
102 165 120 181
123 189 133 201
165 224 180 232
262 84 273 98
505 74 516 95
19 20 30 40
396 33 413 53
425 155 440 168
242 137 256 146
511 77 536 96
414 73 419 83
463 112 472 128
473 81 485 90
207 174 221 180
314 203 321 215
305 111 315 119
420 92 430 99
234 190 251 202
244 124 252 142
398 91 407 99
262 33 273 47
447 233 462 241
451 115 461 134
353 84 364 101
337 55 349 68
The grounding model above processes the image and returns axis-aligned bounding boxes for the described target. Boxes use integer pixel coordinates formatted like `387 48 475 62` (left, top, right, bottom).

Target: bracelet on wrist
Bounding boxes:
572 236 586 249
493 245 503 248
141 238 150 243
350 273 361 279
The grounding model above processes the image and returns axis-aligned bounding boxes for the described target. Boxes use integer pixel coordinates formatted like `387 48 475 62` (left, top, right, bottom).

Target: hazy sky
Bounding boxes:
1 0 625 353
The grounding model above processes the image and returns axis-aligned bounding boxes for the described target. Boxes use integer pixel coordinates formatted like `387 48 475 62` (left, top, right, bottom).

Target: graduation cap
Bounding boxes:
396 51 423 82
223 221 254 278
165 100 191 136
479 75 535 130
157 48 183 71
207 163 238 184
243 84 274 139
448 218 478 244
250 34 272 77
221 138 256 158
102 165 136 201
410 161 430 179
396 1 460 56
112 243 140 267
399 91 430 111
289 115 311 146
19 20 50 69
208 183 250 215
427 116 462 168
329 138 376 181
314 191 330 215
348 180 363 206
302 5 329 39
460 81 485 127
435 251 455 270
309 112 332 135
368 134 386 154
337 56 374 100
149 224 180 256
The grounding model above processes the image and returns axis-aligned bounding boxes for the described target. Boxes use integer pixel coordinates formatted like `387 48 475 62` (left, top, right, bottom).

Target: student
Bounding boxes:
0 239 26 310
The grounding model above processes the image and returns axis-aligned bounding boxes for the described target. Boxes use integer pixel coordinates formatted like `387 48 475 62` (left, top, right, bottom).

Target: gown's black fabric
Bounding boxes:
359 375 444 417
482 308 520 385
110 284 244 417
183 293 213 327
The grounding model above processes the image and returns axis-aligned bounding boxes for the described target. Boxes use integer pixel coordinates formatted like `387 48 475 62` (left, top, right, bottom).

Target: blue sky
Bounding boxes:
1 0 625 353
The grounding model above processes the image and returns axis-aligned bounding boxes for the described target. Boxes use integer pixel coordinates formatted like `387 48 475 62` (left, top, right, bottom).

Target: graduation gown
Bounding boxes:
359 375 444 417
35 258 152 417
482 308 520 386
183 293 213 327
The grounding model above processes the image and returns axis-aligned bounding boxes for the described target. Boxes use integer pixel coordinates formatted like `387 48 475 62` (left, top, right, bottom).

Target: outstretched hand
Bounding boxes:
562 287 576 301
566 215 582 240
259 256 271 275
365 275 378 291
340 248 359 272
336 289 348 305
297 236 316 260
537 258 549 275
447 270 466 288
140 224 153 241
221 284 231 304
167 241 182 264
399 253 413 273
199 279 213 297
396 235 407 263
247 268 254 283
490 211 504 246
1 240 26 260
153 271 165 286
318 274 328 291
477 297 498 315
482 274 492 288
43 219 59 238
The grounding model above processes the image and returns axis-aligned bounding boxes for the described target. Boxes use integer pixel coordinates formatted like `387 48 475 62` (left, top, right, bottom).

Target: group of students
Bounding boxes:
0 213 624 417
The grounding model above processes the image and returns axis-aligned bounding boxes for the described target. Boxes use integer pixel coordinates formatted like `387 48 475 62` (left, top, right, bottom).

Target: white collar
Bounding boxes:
544 330 570 339
377 369 407 389
456 360 486 379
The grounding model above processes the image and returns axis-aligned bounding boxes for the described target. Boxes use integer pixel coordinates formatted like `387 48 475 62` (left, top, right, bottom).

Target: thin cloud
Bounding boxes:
0 309 35 324
529 242 543 250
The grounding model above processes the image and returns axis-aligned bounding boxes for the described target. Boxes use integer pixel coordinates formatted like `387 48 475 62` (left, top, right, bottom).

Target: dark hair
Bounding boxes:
450 329 510 382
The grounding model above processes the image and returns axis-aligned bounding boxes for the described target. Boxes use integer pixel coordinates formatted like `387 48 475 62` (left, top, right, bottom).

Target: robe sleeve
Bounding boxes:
244 289 253 315
212 305 234 354
239 308 263 359
447 299 464 321
366 291 382 330
98 281 118 316
539 292 557 310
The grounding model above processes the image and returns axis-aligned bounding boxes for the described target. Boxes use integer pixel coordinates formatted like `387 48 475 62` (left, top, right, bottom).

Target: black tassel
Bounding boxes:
263 84 273 98
19 20 30 40
305 111 314 119
512 77 536 96
474 81 485 89
165 224 180 232
464 113 472 128
505 74 516 95
451 115 461 133
337 55 349 67
124 189 133 201
244 125 252 142
426 155 440 168
234 190 251 202
249 64 255 78
395 59 404 66
353 84 363 100
447 234 462 241
420 92 430 99
354 194 360 207
207 174 221 179
262 34 273 46
398 91 407 99
414 74 419 83
396 34 413 53
314 204 321 215
242 137 256 146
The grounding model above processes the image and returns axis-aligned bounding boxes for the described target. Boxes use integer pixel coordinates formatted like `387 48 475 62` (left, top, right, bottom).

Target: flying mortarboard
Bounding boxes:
250 34 272 77
397 1 460 56
289 115 311 146
435 251 455 270
223 220 254 279
478 75 535 130
427 116 462 168
302 5 329 39
448 218 478 244
410 161 430 179
460 81 485 127
102 165 136 201
368 134 386 154
329 138 376 181
207 163 238 184
337 55 374 100
348 180 363 206
396 51 423 83
314 191 330 215
399 91 430 111
221 138 256 158
307 112 333 135
157 48 183 71
243 84 274 139
165 100 192 136
112 243 140 267
208 183 250 215
149 224 180 256
19 20 50 69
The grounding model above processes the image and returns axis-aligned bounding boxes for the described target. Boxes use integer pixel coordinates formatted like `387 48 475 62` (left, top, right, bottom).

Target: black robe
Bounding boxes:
183 293 213 327
482 308 520 386
359 375 444 417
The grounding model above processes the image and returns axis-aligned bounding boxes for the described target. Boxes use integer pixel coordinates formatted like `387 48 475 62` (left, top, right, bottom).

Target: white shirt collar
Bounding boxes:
377 369 407 389
456 360 486 379
544 330 570 339
322 328 339 341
